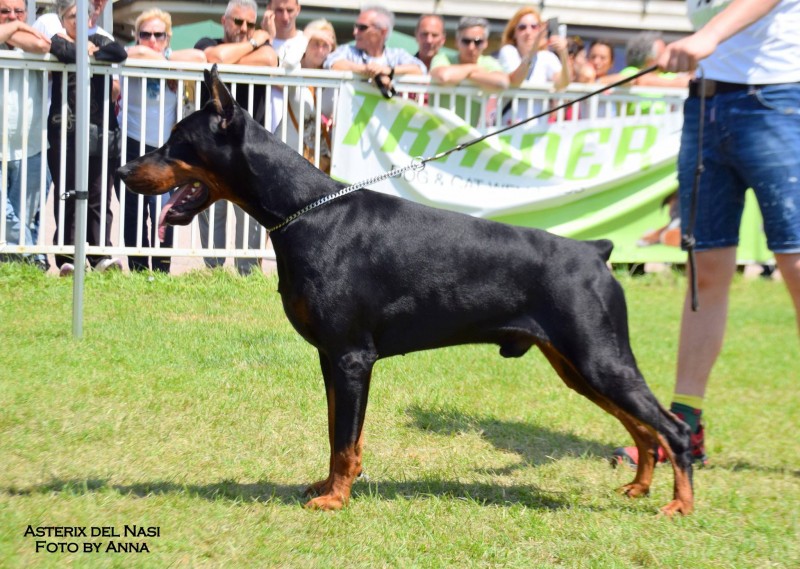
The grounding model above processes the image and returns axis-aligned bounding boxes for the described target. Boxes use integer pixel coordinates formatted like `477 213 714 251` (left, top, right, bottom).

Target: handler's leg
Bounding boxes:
674 247 738 399
775 253 800 334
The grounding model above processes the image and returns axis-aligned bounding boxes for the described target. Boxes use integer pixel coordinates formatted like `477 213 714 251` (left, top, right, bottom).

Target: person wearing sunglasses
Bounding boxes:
429 17 508 125
195 0 275 70
0 0 51 271
324 6 425 99
194 0 276 275
498 7 569 93
118 9 206 273
430 17 508 91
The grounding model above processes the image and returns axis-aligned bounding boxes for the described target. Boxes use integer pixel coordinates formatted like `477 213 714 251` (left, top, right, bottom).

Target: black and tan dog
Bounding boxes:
118 67 694 515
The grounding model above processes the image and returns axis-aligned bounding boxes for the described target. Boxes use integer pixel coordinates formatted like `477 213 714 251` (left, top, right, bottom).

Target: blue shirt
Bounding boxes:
323 44 426 74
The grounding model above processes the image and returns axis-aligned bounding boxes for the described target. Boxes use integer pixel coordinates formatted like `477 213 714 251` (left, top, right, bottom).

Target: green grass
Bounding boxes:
1 263 798 568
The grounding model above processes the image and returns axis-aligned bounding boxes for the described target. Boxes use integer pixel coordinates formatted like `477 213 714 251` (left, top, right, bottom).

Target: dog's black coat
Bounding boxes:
117 67 694 514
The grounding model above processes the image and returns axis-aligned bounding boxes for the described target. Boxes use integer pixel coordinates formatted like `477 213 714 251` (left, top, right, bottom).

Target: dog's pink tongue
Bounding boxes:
157 186 188 242
157 201 174 242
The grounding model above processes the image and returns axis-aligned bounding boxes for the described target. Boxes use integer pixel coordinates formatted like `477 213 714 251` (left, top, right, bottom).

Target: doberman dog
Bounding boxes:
117 66 694 515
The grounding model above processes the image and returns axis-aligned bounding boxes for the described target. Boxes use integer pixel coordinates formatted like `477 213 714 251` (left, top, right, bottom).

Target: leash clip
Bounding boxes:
61 190 89 200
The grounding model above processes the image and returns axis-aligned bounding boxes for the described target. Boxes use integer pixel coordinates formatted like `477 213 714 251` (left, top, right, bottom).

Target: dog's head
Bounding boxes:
116 65 251 229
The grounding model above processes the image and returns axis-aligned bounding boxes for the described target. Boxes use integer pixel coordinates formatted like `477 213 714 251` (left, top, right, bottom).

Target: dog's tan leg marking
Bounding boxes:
655 433 694 516
538 343 692 512
615 416 658 499
304 446 361 511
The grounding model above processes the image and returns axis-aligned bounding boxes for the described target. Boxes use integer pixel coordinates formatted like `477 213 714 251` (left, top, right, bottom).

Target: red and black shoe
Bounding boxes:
611 422 708 469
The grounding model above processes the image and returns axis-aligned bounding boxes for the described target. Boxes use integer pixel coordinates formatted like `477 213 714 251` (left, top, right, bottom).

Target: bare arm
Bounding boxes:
431 64 509 91
127 45 207 63
169 49 207 63
1 21 50 53
658 0 782 72
393 63 423 77
329 59 370 75
635 72 692 88
431 63 477 85
548 36 570 91
203 30 275 65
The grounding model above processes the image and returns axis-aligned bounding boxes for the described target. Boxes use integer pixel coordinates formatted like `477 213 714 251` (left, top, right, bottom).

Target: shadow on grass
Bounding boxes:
3 477 586 510
407 404 612 472
407 405 800 478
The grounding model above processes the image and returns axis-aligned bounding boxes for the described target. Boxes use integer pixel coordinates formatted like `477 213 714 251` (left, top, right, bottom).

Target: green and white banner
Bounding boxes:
331 83 770 264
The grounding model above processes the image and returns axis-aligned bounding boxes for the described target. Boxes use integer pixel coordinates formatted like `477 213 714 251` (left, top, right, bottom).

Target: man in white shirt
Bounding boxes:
0 0 50 270
262 0 306 69
325 6 425 98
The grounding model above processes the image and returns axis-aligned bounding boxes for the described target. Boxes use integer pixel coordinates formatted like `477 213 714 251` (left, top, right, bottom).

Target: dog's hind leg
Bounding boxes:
304 349 376 511
538 343 694 515
613 414 659 498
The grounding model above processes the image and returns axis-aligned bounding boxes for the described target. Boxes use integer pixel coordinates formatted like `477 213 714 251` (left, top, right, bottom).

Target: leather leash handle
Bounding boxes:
683 73 706 312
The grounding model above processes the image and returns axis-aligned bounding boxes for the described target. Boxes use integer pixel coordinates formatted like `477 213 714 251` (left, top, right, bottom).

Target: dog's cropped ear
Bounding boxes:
204 64 236 129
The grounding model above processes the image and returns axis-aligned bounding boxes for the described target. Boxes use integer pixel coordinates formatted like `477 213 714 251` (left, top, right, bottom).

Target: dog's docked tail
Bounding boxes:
588 239 614 262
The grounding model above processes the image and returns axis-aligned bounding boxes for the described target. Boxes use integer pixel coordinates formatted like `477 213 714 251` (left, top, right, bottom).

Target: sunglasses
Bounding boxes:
459 37 485 47
353 23 373 32
0 8 25 15
138 31 168 40
516 23 542 31
232 17 256 30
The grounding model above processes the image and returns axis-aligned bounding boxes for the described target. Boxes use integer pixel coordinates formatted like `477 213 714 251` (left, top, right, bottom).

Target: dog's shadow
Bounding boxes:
406 404 611 472
3 406 619 511
3 477 575 511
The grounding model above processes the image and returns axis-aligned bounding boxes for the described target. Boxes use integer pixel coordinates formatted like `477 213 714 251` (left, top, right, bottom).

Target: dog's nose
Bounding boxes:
116 163 132 181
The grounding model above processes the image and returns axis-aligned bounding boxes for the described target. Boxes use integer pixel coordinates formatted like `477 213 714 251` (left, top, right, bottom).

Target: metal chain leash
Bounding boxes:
266 158 425 233
268 65 661 234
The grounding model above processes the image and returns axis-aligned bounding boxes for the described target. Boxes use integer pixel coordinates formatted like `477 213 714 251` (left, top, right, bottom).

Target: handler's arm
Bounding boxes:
658 0 782 72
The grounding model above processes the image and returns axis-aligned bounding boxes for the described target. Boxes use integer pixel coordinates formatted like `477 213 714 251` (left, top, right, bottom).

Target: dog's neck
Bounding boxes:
229 117 341 230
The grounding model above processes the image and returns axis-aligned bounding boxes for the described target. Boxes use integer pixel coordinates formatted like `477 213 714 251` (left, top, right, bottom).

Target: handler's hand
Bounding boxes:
657 32 717 73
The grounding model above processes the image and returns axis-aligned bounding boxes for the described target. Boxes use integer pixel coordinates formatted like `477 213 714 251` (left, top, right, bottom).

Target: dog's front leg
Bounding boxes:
305 352 337 498
304 350 375 511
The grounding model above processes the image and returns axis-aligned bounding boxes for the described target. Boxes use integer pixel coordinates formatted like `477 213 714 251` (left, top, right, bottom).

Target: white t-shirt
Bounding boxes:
497 44 563 123
275 33 307 71
267 33 306 134
33 13 113 40
687 0 800 84
0 45 45 159
124 77 178 147
497 44 562 84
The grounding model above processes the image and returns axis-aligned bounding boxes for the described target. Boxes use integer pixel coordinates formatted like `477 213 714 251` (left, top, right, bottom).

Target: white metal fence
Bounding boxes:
0 51 685 272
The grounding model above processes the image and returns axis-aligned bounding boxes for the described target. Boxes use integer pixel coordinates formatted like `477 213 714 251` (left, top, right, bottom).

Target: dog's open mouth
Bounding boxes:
157 181 210 241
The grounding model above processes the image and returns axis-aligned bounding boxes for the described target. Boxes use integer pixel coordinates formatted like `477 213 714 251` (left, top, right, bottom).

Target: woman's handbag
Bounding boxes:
88 124 122 159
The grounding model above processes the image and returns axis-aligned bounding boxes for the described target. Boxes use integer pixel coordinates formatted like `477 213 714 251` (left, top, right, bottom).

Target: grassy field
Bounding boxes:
1 263 797 568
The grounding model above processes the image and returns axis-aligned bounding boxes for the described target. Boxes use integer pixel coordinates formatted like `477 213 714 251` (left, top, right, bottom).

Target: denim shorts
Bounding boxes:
678 82 800 253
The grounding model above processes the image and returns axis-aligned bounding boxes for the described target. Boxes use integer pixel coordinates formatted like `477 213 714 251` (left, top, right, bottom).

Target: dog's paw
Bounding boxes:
659 499 692 517
617 482 650 498
304 477 332 497
304 494 346 511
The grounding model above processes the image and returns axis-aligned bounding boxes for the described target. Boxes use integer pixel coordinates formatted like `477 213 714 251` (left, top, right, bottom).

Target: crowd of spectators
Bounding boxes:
1 1 693 275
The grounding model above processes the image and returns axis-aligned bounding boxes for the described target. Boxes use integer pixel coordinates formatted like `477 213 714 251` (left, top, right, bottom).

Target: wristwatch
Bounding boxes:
249 38 260 50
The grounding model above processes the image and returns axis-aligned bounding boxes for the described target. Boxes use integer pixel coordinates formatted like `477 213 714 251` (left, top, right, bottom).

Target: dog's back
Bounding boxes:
272 189 621 361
